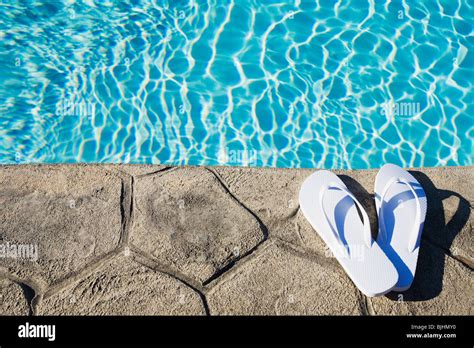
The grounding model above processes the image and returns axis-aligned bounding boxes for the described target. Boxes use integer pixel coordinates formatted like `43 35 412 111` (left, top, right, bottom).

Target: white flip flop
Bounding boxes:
299 170 398 297
375 164 427 292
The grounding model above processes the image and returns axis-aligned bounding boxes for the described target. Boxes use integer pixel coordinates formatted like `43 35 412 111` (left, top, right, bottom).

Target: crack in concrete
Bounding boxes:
128 245 205 292
424 238 474 270
119 178 129 245
362 294 376 315
206 167 269 240
0 272 41 316
203 239 276 291
42 249 122 300
287 205 300 220
273 235 339 269
354 288 376 316
129 247 210 315
122 176 133 245
357 291 370 315
18 282 35 316
2 165 471 315
202 238 268 286
446 252 473 271
135 166 176 178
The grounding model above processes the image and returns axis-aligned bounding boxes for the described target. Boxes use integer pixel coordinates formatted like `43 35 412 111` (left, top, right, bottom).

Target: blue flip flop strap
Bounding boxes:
378 176 421 253
319 181 372 259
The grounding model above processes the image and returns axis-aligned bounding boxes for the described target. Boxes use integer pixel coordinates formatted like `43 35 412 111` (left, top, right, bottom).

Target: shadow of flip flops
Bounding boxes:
338 175 378 237
339 171 470 301
385 170 470 301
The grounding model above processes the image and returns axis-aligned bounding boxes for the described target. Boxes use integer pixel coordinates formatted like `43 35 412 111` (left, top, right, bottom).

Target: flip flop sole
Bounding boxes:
300 170 398 297
375 164 427 291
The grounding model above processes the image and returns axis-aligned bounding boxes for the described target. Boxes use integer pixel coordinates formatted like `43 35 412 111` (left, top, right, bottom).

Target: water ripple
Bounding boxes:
0 0 472 168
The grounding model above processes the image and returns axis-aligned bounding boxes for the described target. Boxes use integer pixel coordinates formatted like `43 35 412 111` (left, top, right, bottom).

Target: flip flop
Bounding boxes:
374 164 427 292
299 170 398 297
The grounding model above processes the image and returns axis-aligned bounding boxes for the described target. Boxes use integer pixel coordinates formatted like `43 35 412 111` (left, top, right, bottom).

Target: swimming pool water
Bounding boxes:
0 0 472 168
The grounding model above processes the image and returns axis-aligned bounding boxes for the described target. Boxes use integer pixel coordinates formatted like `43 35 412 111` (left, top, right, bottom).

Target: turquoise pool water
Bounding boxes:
0 0 472 168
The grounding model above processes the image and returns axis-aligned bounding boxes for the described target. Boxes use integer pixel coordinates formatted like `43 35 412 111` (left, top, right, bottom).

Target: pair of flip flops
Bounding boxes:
299 164 427 297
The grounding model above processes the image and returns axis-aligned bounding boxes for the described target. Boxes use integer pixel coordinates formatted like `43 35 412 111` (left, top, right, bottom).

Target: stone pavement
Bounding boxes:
0 165 472 315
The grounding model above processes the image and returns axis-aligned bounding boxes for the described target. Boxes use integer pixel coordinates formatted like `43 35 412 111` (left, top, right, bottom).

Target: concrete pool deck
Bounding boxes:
0 164 472 315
